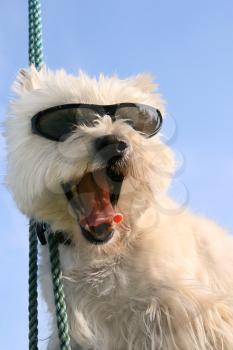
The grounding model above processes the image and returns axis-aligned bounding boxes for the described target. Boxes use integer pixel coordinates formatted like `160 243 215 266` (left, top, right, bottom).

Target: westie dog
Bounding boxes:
5 66 233 349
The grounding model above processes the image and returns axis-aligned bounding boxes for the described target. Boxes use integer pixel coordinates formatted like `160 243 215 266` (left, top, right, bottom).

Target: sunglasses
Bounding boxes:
31 103 163 141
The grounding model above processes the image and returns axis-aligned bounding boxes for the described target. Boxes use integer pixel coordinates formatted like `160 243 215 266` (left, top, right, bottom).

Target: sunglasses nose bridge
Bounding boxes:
103 105 118 120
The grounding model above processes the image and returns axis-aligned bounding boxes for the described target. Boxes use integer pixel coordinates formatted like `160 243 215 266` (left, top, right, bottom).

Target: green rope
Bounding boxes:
28 0 43 70
48 232 72 350
28 0 42 346
28 1 71 349
28 0 36 66
28 219 38 350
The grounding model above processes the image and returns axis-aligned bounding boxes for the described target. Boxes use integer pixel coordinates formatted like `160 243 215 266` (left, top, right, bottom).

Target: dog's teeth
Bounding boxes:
71 184 77 193
85 224 91 232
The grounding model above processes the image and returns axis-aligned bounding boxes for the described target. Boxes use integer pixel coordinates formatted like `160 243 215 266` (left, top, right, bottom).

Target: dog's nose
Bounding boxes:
95 135 128 160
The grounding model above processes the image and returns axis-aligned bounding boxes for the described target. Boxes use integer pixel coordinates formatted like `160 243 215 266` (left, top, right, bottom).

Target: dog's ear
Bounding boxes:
130 73 158 93
13 65 43 95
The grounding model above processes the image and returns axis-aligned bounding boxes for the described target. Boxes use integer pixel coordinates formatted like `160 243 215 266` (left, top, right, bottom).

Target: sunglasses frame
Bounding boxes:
31 103 163 141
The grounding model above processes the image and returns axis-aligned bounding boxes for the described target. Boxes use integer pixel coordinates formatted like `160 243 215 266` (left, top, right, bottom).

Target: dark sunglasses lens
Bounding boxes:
38 109 75 140
115 105 162 136
37 107 101 141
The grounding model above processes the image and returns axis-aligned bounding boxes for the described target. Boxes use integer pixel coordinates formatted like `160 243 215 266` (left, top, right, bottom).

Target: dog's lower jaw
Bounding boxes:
80 224 114 245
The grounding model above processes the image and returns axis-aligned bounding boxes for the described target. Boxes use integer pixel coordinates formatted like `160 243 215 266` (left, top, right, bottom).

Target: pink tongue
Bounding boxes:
77 170 116 228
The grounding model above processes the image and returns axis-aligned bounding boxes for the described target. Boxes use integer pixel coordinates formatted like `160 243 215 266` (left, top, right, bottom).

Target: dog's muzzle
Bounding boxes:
95 135 129 163
62 135 128 244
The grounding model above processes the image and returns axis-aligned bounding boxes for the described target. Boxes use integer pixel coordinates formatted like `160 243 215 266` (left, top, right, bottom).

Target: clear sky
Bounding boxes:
0 1 233 349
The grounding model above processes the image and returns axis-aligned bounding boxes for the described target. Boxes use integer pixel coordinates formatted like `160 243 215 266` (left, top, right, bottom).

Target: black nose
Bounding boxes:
95 135 128 160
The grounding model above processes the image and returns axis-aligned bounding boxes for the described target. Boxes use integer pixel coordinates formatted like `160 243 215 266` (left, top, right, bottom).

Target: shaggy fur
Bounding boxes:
5 66 233 350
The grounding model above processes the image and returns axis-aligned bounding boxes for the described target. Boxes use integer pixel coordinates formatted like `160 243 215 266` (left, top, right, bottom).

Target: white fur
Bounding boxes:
5 66 233 349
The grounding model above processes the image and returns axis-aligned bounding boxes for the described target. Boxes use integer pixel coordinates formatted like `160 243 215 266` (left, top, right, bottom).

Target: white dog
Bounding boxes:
5 66 233 349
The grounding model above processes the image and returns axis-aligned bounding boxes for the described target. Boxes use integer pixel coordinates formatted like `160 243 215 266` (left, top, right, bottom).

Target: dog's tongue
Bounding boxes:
77 170 116 228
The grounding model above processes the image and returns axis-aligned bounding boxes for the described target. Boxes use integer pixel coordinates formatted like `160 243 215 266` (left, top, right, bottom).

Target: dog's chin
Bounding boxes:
62 158 125 245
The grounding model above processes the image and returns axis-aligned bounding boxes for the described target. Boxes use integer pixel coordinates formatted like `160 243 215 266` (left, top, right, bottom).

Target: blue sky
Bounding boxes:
0 1 233 348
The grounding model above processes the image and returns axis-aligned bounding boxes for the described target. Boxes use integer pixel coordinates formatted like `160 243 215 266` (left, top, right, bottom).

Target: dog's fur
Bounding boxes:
5 66 233 349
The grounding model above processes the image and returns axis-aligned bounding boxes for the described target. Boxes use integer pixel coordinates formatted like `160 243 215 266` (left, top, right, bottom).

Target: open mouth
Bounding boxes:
62 161 124 244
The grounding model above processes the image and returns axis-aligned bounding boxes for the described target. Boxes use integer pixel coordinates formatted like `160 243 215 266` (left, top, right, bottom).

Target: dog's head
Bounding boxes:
6 66 174 250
